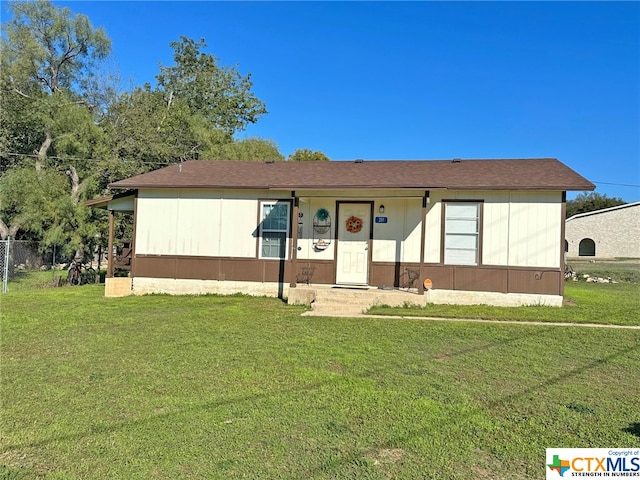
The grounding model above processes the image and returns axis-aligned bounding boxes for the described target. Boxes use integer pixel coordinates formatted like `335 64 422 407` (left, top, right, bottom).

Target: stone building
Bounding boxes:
565 202 640 259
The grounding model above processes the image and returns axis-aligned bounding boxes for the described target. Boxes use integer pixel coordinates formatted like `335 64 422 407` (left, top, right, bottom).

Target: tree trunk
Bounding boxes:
67 165 84 204
36 133 53 171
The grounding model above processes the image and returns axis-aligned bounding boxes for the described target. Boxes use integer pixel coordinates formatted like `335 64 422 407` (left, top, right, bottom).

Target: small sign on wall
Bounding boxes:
375 217 388 223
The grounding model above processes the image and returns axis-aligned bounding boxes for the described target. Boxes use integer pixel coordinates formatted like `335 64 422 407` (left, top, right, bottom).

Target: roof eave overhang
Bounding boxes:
109 184 595 191
86 190 137 210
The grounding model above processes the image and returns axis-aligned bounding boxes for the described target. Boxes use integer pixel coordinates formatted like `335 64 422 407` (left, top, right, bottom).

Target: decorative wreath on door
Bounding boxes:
345 216 364 233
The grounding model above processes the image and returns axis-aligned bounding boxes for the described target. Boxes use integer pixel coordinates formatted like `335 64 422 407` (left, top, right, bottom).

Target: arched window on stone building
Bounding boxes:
579 238 596 256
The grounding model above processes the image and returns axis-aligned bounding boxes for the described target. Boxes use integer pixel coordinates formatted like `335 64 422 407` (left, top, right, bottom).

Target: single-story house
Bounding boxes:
565 201 640 259
90 158 594 307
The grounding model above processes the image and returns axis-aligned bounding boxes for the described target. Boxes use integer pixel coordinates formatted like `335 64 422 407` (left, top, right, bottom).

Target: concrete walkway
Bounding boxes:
301 310 640 329
294 284 639 330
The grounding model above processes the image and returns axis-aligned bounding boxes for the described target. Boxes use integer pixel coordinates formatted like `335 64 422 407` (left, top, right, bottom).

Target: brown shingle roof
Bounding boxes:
109 158 595 191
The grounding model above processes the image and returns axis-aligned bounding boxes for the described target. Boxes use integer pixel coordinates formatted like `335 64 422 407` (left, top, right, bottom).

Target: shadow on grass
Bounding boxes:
622 423 640 439
487 343 639 408
1 378 335 453
429 327 548 361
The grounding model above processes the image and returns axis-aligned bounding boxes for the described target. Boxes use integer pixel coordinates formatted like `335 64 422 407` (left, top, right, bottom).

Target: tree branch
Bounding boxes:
12 88 32 99
66 165 86 204
0 218 21 240
35 133 53 171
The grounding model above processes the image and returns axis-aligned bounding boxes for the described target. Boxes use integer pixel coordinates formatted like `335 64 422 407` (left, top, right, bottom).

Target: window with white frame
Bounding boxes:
259 201 290 259
444 202 480 265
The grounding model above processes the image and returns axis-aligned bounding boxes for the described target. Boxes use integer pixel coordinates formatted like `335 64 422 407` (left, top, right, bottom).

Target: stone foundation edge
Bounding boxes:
426 289 563 307
119 277 563 307
132 277 290 298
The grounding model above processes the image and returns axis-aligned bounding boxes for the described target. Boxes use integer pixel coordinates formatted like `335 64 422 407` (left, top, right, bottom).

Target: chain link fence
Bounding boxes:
1 239 52 292
0 239 105 292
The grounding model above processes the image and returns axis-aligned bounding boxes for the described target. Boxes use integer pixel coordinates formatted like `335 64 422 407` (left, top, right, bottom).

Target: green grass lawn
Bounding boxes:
369 282 640 326
1 286 639 479
568 258 640 283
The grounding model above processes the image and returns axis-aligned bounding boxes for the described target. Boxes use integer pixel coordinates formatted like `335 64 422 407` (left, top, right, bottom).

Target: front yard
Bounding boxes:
1 284 639 479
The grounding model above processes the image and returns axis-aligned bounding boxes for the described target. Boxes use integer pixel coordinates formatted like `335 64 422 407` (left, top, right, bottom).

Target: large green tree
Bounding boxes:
207 138 284 161
287 148 330 162
1 2 280 260
102 36 276 182
101 85 230 182
156 36 267 135
0 0 111 258
566 192 625 218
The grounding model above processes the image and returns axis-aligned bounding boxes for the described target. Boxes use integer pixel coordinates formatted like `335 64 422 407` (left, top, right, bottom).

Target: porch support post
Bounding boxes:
418 191 429 294
107 209 115 278
290 193 299 288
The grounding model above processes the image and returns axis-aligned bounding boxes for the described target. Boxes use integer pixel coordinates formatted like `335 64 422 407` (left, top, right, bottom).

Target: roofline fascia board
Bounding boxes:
109 184 593 191
566 200 640 222
85 190 137 209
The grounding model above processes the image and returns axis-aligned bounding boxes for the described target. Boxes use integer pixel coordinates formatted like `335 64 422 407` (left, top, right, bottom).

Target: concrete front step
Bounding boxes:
290 285 427 317
302 304 367 317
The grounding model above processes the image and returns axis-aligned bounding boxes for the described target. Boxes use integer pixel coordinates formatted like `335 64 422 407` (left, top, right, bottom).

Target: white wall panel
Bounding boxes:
424 193 442 263
218 198 259 257
372 199 422 263
134 188 562 268
403 200 423 263
481 192 510 265
423 190 562 268
508 192 561 268
174 193 219 256
136 189 262 258
135 190 178 255
298 199 336 260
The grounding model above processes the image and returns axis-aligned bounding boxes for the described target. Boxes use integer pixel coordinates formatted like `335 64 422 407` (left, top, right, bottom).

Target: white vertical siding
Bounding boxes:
507 191 561 268
481 192 510 265
135 188 562 268
371 198 422 263
424 190 562 268
135 189 280 258
297 199 336 260
218 197 258 257
424 194 442 263
403 200 423 263
175 192 219 256
136 190 179 255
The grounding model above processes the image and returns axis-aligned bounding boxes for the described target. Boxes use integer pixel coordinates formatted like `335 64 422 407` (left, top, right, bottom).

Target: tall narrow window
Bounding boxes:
444 202 480 265
260 201 290 259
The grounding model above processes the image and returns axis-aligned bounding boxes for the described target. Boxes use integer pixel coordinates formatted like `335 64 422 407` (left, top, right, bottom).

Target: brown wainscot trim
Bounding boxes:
369 262 422 289
294 260 336 285
421 264 562 296
135 255 293 283
134 255 563 296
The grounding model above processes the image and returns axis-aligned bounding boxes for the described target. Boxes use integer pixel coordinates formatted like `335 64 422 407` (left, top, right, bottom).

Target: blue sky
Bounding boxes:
26 2 640 201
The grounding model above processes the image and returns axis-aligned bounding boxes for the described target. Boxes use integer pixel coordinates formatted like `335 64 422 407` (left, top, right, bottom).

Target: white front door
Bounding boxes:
336 203 371 285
